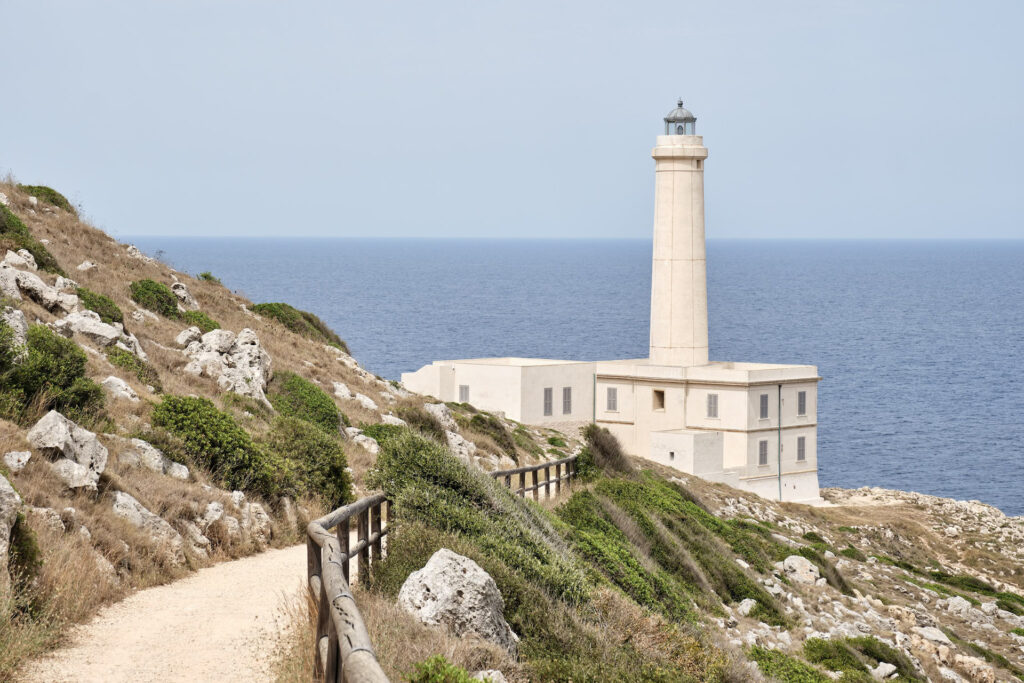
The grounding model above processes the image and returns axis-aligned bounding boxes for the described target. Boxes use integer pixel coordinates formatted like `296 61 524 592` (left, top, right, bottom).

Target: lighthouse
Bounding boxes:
649 100 710 368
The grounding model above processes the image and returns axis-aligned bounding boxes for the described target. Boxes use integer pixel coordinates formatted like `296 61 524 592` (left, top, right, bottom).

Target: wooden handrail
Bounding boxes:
490 455 579 500
307 492 391 682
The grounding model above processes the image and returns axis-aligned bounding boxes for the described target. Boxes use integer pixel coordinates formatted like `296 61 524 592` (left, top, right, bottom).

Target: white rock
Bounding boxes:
26 505 64 533
3 451 31 473
102 376 139 402
2 306 28 353
3 249 34 270
353 393 378 411
170 282 198 309
0 267 21 300
175 326 202 347
446 430 477 462
871 662 897 679
126 245 154 263
51 458 95 490
782 555 820 584
182 328 272 404
913 626 953 645
27 411 108 490
111 491 185 565
980 601 997 616
53 310 122 346
54 276 78 293
380 414 407 426
0 474 22 589
352 434 379 455
0 192 7 206
164 462 189 480
946 595 972 616
76 260 97 272
182 521 211 557
425 403 458 431
119 438 189 480
14 269 76 312
27 196 38 207
243 502 272 545
473 672 507 683
737 598 757 617
332 381 352 398
398 549 519 656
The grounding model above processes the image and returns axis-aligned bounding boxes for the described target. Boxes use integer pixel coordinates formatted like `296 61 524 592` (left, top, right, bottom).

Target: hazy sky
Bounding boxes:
2 1 1022 239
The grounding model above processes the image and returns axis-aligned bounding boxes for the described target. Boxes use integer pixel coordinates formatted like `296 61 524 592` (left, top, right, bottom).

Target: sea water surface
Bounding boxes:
132 238 1024 516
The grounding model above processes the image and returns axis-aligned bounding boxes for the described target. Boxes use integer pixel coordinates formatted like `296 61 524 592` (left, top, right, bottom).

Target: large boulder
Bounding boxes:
27 411 108 491
53 310 121 346
0 266 20 300
446 431 477 463
0 474 22 591
3 249 35 270
3 451 31 473
102 376 139 402
398 548 519 656
425 403 458 431
170 282 199 309
111 491 185 565
13 269 77 312
782 555 820 584
2 306 29 355
182 328 272 404
119 438 189 480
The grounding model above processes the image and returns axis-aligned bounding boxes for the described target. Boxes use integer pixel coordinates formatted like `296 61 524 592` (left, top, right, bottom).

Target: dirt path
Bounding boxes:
20 545 307 683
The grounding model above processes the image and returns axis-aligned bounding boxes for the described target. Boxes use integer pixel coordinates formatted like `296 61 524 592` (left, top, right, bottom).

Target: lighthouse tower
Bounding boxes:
649 100 710 367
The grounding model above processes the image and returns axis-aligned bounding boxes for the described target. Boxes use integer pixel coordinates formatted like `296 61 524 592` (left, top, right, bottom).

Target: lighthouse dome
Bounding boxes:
664 99 696 135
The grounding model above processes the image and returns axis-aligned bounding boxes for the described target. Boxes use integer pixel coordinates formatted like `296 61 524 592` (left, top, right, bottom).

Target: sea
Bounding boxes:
131 238 1024 516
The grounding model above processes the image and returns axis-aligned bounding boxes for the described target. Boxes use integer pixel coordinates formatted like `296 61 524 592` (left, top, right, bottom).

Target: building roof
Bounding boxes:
664 99 696 123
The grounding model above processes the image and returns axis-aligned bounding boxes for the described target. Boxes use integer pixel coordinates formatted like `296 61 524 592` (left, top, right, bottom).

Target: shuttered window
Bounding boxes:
707 393 719 418
797 391 807 416
458 385 469 403
759 393 769 419
758 440 769 466
543 388 553 416
797 436 806 461
607 387 618 411
563 387 572 415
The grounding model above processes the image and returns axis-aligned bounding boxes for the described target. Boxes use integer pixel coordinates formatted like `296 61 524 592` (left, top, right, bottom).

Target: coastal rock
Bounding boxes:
0 191 7 206
126 245 154 263
353 393 378 411
3 451 31 473
53 310 121 346
77 260 97 272
3 249 36 270
27 411 108 491
111 491 185 565
913 626 953 645
380 414 407 426
14 269 77 312
446 430 477 463
54 276 78 293
738 598 757 617
182 328 272 404
171 282 199 309
871 662 897 679
352 433 379 455
425 403 458 431
120 438 189 480
2 306 29 353
782 555 820 584
102 376 139 402
175 326 202 347
0 267 21 300
398 548 519 656
332 381 352 399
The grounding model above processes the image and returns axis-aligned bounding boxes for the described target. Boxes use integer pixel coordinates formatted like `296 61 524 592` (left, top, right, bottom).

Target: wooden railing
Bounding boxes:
490 455 578 500
306 493 392 683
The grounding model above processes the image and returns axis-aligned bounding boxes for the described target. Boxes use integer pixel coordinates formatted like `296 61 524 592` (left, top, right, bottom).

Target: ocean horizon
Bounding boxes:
130 236 1024 516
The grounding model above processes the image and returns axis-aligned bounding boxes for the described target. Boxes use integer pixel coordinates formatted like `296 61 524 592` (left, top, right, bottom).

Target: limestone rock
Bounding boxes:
175 326 202 347
871 662 897 679
352 433 379 455
1 306 28 353
53 310 121 346
111 491 185 565
54 276 78 293
738 598 757 617
28 411 108 490
77 260 97 272
3 249 35 270
473 672 507 683
913 626 953 645
446 430 477 463
380 414 407 426
354 393 378 411
183 328 272 404
0 267 21 300
102 376 139 402
51 458 96 490
0 191 7 206
27 196 38 207
14 269 77 312
425 403 458 431
3 451 31 473
782 555 820 584
120 438 189 480
0 474 22 589
171 282 199 309
333 381 352 398
946 595 972 617
182 521 211 558
126 245 154 263
26 505 64 533
398 548 519 656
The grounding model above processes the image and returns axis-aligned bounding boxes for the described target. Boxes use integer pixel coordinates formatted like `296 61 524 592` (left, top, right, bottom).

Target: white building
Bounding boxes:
404 101 822 503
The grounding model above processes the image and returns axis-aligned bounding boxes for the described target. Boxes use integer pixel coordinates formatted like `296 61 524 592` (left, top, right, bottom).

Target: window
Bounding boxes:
759 393 769 419
606 387 618 411
707 393 719 418
562 387 572 415
797 391 807 416
758 440 769 466
669 451 675 461
797 436 806 461
695 159 702 170
653 389 665 411
543 388 553 416
458 384 469 403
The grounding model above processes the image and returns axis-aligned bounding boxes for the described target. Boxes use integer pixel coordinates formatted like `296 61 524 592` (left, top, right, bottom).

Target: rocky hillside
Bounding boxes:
0 180 567 678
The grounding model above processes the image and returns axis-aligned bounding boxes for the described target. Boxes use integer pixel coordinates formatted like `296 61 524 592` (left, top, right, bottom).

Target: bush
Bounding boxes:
750 646 830 683
182 310 219 333
17 184 76 214
547 435 566 448
1 324 103 421
396 404 445 442
0 203 63 274
268 371 339 433
197 271 221 284
107 347 162 393
129 279 180 318
845 636 922 681
839 545 867 562
803 638 867 673
408 655 475 683
76 287 123 325
360 422 405 444
578 423 632 478
151 395 281 498
262 416 351 508
250 302 349 353
469 413 517 459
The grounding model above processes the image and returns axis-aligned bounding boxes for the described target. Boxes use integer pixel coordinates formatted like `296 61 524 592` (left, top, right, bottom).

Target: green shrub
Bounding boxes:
396 404 445 442
262 416 351 508
197 271 221 284
182 310 219 333
837 526 859 533
580 423 633 475
151 395 281 498
928 570 997 595
267 371 339 433
0 203 63 274
408 655 475 683
998 598 1024 616
107 346 162 393
845 636 923 681
798 546 852 595
250 302 349 353
547 435 566 448
839 545 867 562
76 287 123 324
129 279 180 318
750 646 830 683
17 184 75 214
1011 627 1024 637
469 413 517 459
2 324 103 421
803 638 867 673
360 422 404 444
802 531 826 544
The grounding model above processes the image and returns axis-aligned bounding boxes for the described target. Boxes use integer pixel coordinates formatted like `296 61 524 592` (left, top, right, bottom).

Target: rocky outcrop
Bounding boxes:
8 267 77 312
0 267 20 300
398 548 519 657
102 376 139 402
3 249 36 270
27 411 108 491
126 245 154 263
2 306 29 354
782 555 820 584
4 451 31 473
446 430 477 463
344 428 379 455
77 260 97 272
119 438 189 480
52 310 148 360
353 393 378 411
0 474 22 590
380 414 407 427
333 381 352 399
425 403 458 431
182 328 272 404
175 326 202 346
111 491 185 565
171 282 198 309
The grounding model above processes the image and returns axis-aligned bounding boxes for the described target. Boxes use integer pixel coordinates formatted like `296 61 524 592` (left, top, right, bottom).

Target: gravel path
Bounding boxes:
20 544 307 683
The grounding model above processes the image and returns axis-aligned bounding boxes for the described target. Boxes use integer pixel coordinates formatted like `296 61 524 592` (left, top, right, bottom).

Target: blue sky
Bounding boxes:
2 1 1021 239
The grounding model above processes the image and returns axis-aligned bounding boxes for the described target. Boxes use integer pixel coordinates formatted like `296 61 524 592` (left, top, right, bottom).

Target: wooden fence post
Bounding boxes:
544 465 551 499
337 517 350 584
358 509 370 585
555 463 562 495
518 471 526 498
371 502 383 567
532 469 538 501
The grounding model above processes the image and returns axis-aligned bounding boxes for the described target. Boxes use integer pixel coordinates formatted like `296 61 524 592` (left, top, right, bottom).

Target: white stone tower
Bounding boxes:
649 100 710 367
